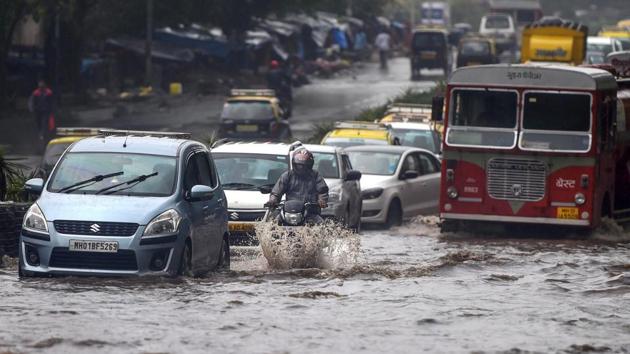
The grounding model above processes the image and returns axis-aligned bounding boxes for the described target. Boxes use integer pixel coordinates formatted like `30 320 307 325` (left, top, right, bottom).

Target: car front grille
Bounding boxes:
54 220 138 236
49 248 138 271
486 158 546 202
228 210 266 222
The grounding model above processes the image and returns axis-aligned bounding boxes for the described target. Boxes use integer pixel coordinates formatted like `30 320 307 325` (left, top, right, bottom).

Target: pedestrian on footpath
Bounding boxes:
28 79 55 140
374 28 392 69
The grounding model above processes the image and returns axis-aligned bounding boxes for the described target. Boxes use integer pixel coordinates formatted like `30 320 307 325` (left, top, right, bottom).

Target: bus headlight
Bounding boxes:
447 186 458 199
574 193 586 205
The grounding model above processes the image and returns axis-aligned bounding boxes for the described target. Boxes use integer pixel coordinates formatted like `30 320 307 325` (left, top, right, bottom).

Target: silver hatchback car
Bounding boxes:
19 130 229 277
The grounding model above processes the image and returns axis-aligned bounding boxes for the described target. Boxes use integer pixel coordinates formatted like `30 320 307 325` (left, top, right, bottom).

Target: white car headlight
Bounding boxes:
144 209 182 236
328 186 342 203
23 203 48 234
284 212 303 226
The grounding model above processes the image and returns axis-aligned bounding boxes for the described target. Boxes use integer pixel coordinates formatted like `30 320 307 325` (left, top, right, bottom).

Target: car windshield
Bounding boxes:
446 89 518 148
347 151 400 176
520 92 591 152
312 152 339 179
221 101 274 120
587 42 613 56
620 39 630 51
461 41 491 55
213 153 288 190
42 143 71 169
413 33 445 49
391 128 440 153
485 15 510 29
322 137 389 148
48 152 177 196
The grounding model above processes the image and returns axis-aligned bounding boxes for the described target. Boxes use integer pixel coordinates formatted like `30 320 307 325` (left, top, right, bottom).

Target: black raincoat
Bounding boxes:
270 169 329 204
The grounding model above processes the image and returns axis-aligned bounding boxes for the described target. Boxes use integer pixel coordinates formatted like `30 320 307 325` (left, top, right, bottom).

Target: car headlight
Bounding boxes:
575 193 586 205
23 203 48 234
284 212 303 226
361 187 384 200
144 209 182 236
328 186 342 203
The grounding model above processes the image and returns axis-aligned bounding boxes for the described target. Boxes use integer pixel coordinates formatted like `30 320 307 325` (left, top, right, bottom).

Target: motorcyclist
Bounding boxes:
266 149 329 224
266 60 292 117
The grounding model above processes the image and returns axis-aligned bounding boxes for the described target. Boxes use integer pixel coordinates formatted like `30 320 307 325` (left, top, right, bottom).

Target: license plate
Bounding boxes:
420 51 437 59
236 124 258 133
229 222 255 232
557 207 579 219
69 240 119 253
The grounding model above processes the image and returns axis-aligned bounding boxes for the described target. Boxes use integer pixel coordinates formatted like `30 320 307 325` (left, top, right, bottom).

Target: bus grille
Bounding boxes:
486 158 546 202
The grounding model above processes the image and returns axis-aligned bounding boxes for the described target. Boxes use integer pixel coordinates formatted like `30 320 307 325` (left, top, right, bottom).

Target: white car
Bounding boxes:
384 121 442 157
587 36 624 57
301 144 362 230
480 13 516 52
345 145 441 227
212 141 294 245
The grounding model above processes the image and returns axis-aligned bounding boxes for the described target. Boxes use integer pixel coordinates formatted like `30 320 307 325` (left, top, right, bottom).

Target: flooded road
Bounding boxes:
2 220 630 353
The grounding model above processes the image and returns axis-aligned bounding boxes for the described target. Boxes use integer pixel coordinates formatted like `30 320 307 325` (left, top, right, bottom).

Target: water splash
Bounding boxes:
255 219 360 270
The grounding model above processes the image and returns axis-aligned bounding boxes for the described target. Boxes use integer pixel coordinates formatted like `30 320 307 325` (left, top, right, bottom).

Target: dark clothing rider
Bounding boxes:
268 149 329 223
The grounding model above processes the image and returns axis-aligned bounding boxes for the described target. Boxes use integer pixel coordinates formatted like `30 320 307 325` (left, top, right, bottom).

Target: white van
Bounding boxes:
480 13 516 52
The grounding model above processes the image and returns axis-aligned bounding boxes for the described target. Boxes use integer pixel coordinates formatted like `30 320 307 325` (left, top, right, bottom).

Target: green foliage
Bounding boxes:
307 121 336 144
354 84 443 122
0 148 29 202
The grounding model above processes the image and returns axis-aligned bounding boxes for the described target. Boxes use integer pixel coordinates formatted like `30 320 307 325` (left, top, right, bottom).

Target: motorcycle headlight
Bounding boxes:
143 209 182 236
23 203 48 234
362 188 384 200
284 212 303 226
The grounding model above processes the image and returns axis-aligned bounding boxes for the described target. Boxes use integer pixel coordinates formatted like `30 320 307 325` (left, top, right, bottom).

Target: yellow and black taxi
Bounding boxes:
218 89 291 141
37 127 103 179
456 35 499 68
321 121 397 148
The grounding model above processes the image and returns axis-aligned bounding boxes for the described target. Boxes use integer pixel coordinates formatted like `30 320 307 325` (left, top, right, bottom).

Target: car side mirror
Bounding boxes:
24 178 44 195
432 96 444 122
259 185 272 194
188 185 214 201
401 170 420 180
345 170 362 181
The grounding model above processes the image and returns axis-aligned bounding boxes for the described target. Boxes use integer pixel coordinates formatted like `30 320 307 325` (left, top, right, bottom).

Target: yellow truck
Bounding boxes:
521 18 588 65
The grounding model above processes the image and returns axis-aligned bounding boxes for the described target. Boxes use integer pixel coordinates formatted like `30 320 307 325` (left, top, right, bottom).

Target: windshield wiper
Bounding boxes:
95 172 158 195
222 182 257 190
58 171 124 194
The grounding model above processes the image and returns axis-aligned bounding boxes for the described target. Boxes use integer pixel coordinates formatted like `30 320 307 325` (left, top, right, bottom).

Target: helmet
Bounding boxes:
292 149 314 174
270 60 280 69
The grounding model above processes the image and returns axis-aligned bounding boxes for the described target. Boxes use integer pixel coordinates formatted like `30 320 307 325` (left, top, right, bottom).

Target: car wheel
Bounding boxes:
18 260 34 278
217 234 230 270
178 240 193 277
385 200 403 228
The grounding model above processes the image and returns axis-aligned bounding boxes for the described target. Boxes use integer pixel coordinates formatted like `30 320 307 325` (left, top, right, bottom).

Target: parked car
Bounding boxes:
37 127 104 179
587 36 624 57
410 28 451 79
218 89 291 141
456 36 499 67
345 145 441 227
301 144 362 231
211 141 294 245
321 121 397 147
479 13 516 52
19 130 229 277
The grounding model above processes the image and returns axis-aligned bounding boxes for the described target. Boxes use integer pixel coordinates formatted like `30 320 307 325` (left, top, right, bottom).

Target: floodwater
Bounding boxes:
2 218 630 354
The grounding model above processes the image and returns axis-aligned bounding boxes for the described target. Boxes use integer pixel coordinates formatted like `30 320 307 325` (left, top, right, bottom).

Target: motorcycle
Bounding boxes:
259 200 324 269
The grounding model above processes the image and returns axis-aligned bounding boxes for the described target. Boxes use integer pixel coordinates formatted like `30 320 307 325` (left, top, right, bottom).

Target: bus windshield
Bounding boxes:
520 92 591 152
446 89 518 148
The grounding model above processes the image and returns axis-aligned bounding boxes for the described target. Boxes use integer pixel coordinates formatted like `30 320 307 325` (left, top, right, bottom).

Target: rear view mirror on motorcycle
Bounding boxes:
432 96 444 122
345 170 362 181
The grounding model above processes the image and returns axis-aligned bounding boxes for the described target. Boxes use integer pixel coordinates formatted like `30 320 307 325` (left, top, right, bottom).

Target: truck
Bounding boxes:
433 63 630 231
488 0 542 28
521 17 588 65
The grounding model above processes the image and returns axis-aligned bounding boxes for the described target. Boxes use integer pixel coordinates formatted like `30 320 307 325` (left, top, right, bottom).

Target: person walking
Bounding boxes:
28 79 55 140
374 28 392 69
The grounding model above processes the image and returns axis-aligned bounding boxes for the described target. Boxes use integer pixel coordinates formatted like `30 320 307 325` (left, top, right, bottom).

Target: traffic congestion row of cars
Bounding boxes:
22 87 443 277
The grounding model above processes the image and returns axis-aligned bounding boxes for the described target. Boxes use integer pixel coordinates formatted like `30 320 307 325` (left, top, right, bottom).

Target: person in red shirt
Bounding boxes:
28 80 54 140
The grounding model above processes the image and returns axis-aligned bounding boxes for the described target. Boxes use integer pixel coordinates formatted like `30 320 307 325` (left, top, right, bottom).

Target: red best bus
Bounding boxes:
433 64 630 231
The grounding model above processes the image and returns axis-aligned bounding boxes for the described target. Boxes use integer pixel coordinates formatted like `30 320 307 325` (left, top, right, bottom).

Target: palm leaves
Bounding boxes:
0 148 28 201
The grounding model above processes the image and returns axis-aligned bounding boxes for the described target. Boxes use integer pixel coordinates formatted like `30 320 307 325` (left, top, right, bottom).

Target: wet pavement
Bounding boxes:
2 219 630 353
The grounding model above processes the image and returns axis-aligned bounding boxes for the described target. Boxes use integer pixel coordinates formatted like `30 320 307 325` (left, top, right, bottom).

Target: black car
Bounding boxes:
410 29 451 79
